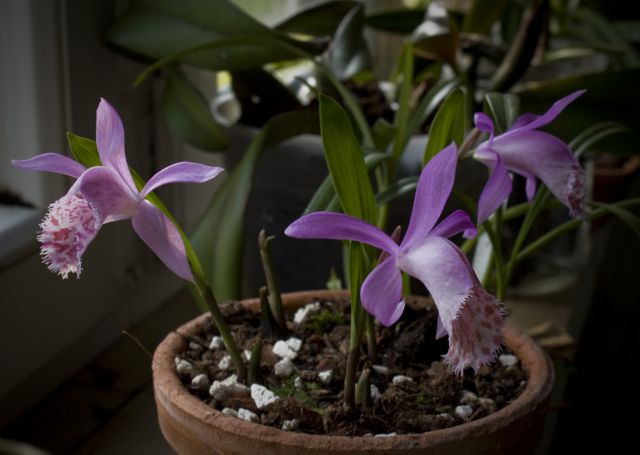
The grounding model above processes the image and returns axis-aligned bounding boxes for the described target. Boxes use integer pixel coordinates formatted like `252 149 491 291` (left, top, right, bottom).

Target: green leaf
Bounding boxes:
423 87 469 165
483 92 520 134
106 9 303 72
327 6 371 80
463 0 509 36
591 202 640 238
304 152 388 214
406 77 459 138
190 111 320 300
161 68 228 151
371 118 397 151
276 0 358 36
319 94 376 223
376 176 418 206
67 133 101 168
391 42 414 163
365 9 426 34
569 122 629 158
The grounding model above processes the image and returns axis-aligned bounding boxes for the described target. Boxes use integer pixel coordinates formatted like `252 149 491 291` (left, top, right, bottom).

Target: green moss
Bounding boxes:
272 379 323 412
304 309 345 333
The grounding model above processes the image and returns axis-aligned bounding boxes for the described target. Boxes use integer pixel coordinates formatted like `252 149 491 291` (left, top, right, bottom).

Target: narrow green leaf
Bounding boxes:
483 92 520 134
423 87 469 165
67 133 102 168
569 122 629 158
391 42 414 163
463 0 509 36
190 111 320 300
161 68 228 151
375 176 418 206
319 94 376 223
371 118 397 151
406 77 459 138
411 3 459 67
305 152 389 214
592 202 640 238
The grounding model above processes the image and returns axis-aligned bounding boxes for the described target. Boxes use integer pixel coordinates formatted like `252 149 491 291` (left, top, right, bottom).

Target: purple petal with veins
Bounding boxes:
12 153 86 178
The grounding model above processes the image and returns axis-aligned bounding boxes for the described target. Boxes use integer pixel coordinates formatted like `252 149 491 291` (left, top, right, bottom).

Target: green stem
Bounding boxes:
258 230 287 333
483 220 505 299
365 313 377 362
191 273 247 380
344 302 366 409
516 198 640 262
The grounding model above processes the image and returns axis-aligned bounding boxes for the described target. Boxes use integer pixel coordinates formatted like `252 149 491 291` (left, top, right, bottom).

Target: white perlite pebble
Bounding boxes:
318 369 333 384
273 340 298 360
478 397 497 413
455 405 473 419
191 374 210 388
209 375 249 400
176 359 194 375
251 384 279 409
244 350 252 361
221 407 238 417
189 341 203 351
460 390 478 404
274 357 296 378
286 337 302 352
293 376 304 389
372 365 389 375
370 385 381 403
375 433 397 438
392 375 413 385
499 354 518 368
218 355 232 370
237 408 259 422
281 419 299 431
293 302 321 324
209 336 223 350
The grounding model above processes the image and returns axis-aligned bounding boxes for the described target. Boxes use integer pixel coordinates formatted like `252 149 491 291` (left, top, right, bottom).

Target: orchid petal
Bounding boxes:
436 315 447 339
525 173 537 201
476 151 512 224
505 90 585 136
141 163 224 198
96 98 136 193
397 236 503 374
12 153 86 178
285 212 399 254
38 193 102 279
403 143 458 248
430 209 477 239
361 256 404 326
492 130 585 216
69 166 139 223
511 113 539 130
474 112 494 136
132 201 193 281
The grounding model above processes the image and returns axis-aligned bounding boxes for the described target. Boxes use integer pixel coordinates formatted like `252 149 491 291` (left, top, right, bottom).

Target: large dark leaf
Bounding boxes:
161 67 228 151
365 9 426 34
462 0 509 36
276 0 358 36
412 3 459 67
190 111 320 300
327 6 371 81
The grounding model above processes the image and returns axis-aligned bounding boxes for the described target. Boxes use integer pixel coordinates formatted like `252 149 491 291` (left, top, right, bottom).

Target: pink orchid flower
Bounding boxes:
286 144 504 373
474 90 587 224
12 98 222 281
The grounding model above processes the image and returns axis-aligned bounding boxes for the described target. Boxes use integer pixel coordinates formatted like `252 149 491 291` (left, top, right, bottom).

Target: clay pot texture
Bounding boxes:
152 290 554 455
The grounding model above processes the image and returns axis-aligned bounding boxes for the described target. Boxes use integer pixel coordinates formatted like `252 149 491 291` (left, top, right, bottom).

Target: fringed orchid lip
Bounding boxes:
13 98 223 282
286 144 503 374
474 90 587 224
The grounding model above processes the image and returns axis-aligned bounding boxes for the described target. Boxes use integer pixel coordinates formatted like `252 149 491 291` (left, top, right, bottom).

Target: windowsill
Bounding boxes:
0 205 41 269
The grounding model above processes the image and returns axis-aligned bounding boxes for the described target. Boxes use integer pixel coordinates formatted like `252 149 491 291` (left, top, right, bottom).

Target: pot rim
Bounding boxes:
152 289 554 451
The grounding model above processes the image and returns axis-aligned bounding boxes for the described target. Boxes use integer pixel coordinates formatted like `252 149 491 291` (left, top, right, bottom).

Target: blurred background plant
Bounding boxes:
104 0 640 305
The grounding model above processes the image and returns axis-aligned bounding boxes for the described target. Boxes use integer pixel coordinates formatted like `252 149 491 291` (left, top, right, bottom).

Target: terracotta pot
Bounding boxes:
153 290 554 455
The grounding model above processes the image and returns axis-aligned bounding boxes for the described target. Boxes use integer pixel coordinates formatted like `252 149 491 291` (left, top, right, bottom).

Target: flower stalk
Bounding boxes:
258 229 287 335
